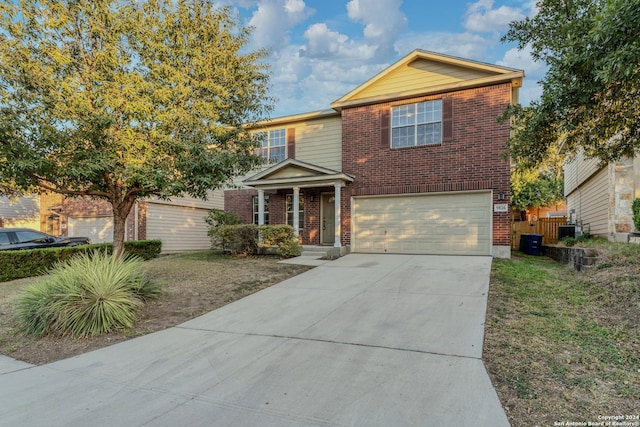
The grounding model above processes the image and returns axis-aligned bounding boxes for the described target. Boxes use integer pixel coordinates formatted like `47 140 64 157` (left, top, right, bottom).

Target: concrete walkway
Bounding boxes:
0 254 508 426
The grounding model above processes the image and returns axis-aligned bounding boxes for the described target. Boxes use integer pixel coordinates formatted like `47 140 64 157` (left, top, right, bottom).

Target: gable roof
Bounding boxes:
331 49 524 111
243 159 354 190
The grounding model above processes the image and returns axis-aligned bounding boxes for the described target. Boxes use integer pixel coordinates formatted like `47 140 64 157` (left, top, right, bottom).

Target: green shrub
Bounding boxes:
0 240 162 282
16 251 162 337
259 225 301 258
205 208 241 227
632 198 640 231
209 224 301 257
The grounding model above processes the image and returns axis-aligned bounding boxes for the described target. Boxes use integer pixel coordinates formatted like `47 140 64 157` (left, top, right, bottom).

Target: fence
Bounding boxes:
511 217 568 249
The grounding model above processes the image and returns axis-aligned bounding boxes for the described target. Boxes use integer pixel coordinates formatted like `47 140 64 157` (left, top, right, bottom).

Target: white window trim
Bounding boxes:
286 194 304 229
391 99 443 148
252 195 269 225
256 129 286 163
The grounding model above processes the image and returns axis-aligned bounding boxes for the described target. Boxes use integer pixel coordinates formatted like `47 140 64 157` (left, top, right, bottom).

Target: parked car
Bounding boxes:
0 228 91 251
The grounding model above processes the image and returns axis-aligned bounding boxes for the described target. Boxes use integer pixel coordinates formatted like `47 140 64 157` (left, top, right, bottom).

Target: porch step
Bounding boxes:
300 246 332 258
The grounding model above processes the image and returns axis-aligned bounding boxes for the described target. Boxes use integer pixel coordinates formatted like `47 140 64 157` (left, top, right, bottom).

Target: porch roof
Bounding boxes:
242 159 354 190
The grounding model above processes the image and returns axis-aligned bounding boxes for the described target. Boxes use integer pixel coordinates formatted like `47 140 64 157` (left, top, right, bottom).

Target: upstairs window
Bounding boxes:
255 129 286 163
391 99 442 148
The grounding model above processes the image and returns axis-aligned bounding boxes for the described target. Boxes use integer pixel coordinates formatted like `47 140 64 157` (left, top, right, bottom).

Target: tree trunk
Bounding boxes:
111 195 136 258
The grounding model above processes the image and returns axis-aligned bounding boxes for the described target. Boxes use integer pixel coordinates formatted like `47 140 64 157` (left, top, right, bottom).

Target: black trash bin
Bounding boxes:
519 233 543 256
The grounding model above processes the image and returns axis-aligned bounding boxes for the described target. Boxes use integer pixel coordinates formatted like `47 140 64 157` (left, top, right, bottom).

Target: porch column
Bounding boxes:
334 183 342 247
293 186 300 237
257 189 265 226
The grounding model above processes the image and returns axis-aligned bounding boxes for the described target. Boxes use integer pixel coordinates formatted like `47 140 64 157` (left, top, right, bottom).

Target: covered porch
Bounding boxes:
243 159 354 249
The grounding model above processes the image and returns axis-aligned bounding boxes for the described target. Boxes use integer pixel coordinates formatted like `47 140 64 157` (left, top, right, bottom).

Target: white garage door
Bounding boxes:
352 192 491 255
146 204 211 253
68 216 113 243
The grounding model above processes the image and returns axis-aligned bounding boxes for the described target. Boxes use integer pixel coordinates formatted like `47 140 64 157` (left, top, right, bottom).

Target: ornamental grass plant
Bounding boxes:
17 251 162 337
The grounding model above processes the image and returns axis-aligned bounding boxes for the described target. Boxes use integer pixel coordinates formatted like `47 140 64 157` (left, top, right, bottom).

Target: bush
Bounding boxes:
632 198 640 231
209 224 301 257
0 240 162 282
259 225 301 258
16 251 162 337
205 208 241 227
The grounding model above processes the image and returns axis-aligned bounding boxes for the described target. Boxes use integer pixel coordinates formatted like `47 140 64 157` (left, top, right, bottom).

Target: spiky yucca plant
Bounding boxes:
17 251 162 337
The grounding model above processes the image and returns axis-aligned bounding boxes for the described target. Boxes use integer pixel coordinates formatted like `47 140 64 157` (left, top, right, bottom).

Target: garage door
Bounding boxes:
352 192 491 255
68 216 113 243
146 204 211 253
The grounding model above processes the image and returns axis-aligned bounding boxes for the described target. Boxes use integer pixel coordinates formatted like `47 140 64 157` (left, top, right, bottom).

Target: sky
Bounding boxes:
223 0 545 118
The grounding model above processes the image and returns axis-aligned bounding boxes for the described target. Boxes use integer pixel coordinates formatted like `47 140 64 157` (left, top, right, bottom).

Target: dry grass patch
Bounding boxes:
0 251 312 365
484 244 639 427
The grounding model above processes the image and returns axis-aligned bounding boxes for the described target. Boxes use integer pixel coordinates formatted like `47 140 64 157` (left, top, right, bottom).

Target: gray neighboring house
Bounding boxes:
564 150 640 241
0 195 40 229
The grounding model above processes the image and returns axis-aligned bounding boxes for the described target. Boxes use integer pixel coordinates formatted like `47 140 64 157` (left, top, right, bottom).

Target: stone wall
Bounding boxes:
541 245 601 271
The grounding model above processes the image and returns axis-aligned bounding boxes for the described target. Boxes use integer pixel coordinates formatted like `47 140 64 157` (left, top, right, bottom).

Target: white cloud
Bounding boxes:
247 0 314 50
301 23 377 60
498 46 546 104
464 0 525 33
395 32 495 62
346 0 407 60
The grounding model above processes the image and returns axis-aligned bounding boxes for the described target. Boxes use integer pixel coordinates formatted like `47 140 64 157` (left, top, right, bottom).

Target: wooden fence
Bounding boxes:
511 217 568 249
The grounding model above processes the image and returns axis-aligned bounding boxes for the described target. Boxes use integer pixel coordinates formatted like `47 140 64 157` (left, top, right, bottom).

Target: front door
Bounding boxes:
321 193 335 245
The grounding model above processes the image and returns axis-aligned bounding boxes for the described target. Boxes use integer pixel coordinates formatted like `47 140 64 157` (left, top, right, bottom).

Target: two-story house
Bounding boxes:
225 50 524 258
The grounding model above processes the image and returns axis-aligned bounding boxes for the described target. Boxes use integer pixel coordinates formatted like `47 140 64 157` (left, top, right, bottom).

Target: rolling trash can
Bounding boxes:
519 233 543 256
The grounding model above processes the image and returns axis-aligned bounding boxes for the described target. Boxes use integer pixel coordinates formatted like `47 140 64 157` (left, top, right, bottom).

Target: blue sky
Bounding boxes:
225 0 545 117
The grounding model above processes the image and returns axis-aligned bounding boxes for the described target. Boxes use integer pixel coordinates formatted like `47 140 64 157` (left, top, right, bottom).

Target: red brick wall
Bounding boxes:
341 83 512 247
225 188 329 245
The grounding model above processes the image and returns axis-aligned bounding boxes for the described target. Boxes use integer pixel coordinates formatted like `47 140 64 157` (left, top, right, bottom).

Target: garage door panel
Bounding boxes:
146 204 211 253
68 216 113 243
353 192 491 256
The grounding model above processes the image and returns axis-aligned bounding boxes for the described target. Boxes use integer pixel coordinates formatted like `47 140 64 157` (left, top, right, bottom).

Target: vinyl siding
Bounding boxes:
564 150 602 195
0 195 40 228
146 204 211 253
566 167 609 236
147 190 223 210
294 116 342 170
352 59 495 100
231 115 343 188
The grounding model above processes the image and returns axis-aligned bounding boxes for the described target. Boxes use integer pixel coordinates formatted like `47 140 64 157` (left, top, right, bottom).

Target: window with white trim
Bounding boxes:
286 194 304 229
252 196 269 225
255 129 286 162
391 99 442 148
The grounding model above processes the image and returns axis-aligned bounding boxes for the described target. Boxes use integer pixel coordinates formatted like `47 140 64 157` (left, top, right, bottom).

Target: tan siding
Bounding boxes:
146 204 211 253
0 195 40 227
148 190 223 210
564 150 602 195
353 59 494 100
231 116 343 189
295 116 342 170
566 167 609 236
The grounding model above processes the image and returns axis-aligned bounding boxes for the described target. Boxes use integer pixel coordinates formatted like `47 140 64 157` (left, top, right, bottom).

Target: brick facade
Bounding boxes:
340 83 512 248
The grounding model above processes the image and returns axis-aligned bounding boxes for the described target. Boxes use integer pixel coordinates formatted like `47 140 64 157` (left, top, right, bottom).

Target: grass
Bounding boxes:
484 243 640 426
0 250 312 365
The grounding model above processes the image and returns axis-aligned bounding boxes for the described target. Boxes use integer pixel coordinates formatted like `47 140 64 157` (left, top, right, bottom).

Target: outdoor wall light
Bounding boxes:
498 191 505 200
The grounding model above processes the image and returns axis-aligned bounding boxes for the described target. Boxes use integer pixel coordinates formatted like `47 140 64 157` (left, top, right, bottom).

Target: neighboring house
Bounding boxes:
564 151 640 241
0 194 40 229
225 50 524 258
39 191 223 253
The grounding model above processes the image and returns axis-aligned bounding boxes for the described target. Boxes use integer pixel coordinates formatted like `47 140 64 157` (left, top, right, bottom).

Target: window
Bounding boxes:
15 230 49 243
252 195 269 225
286 194 304 228
255 129 286 162
391 99 442 148
0 232 11 246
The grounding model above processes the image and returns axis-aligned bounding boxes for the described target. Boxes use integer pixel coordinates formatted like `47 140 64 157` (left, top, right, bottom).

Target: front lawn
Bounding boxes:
0 251 312 365
485 243 640 426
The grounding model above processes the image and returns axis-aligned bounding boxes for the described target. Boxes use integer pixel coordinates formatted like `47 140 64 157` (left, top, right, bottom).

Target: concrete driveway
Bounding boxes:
0 254 508 426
